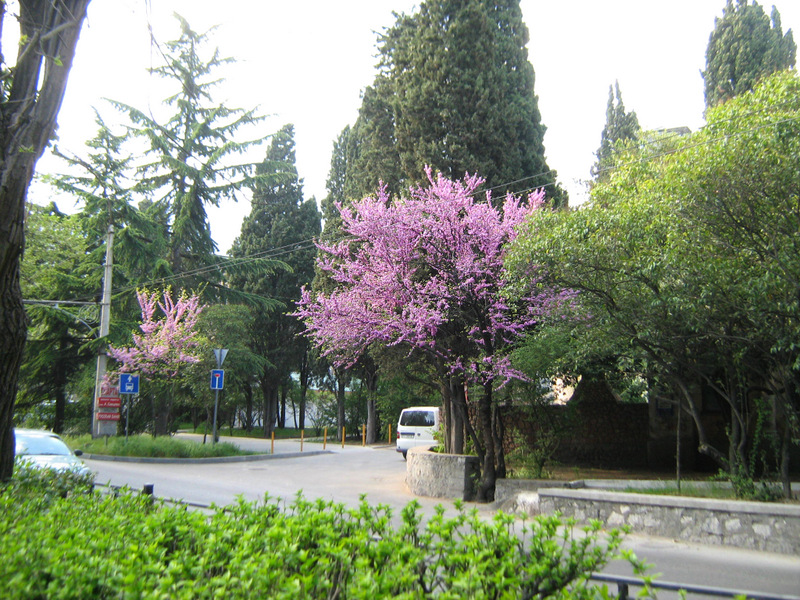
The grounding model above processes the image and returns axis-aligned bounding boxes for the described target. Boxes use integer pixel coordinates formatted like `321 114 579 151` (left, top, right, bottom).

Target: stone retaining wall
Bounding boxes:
405 446 480 501
537 487 800 555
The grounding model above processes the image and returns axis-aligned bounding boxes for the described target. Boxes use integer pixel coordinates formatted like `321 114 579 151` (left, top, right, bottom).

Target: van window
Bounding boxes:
400 410 436 427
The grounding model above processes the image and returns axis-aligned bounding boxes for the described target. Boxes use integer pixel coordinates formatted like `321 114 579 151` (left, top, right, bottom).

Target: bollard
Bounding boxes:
323 427 327 449
342 427 345 448
616 583 629 600
362 424 366 446
300 429 304 452
271 431 275 454
143 483 154 505
388 424 392 445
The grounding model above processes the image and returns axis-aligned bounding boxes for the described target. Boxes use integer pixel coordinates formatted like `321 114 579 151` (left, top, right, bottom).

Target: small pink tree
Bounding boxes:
296 169 573 499
109 288 206 434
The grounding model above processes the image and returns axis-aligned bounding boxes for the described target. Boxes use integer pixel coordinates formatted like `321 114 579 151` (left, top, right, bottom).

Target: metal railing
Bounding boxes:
589 573 800 600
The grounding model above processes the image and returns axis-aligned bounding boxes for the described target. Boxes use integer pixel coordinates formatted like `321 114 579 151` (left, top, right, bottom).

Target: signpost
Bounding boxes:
211 350 228 443
95 383 120 435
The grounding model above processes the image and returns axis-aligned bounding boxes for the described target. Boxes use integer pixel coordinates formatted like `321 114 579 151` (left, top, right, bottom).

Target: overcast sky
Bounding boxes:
31 0 800 253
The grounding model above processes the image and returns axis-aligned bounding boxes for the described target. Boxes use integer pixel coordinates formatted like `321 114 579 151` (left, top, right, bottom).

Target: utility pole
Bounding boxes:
92 225 114 437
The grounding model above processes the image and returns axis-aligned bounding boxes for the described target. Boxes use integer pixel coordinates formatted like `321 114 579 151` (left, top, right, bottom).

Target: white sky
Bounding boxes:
30 0 800 253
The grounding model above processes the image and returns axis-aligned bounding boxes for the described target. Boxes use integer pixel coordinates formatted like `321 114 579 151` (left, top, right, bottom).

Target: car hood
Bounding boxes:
19 454 91 476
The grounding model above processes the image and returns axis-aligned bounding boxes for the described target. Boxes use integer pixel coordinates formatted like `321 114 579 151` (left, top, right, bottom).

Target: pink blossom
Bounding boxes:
295 170 575 385
108 288 206 379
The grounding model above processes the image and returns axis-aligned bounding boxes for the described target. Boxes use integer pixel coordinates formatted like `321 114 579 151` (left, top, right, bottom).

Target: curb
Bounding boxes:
84 450 333 464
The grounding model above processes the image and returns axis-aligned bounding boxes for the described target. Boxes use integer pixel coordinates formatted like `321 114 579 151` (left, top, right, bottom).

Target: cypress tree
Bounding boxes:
230 124 321 434
592 81 640 181
703 0 796 109
347 0 565 206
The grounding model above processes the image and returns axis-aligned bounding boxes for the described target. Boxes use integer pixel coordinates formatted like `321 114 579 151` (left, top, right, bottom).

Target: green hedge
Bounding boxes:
0 469 647 599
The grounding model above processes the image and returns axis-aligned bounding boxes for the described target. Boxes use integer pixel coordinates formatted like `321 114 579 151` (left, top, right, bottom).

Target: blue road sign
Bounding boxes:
210 369 225 390
119 373 139 395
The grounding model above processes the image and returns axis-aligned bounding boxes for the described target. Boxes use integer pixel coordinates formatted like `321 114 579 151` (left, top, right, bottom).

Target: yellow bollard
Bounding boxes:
300 429 304 452
271 431 274 454
362 424 366 446
342 427 345 448
323 427 327 449
388 424 392 445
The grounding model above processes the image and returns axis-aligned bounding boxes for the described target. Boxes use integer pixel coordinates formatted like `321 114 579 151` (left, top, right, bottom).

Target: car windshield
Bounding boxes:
16 434 72 456
400 411 435 427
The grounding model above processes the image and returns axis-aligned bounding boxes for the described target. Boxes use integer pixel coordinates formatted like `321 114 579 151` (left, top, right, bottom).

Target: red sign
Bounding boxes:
97 397 121 408
96 411 120 421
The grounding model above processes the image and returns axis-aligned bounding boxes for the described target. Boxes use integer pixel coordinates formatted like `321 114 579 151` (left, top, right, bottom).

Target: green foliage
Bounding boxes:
506 428 558 480
703 0 796 109
9 459 95 502
507 71 800 491
66 434 248 459
17 205 96 433
0 485 637 599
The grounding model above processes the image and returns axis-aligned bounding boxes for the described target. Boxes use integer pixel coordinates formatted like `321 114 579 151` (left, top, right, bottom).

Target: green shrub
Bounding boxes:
66 434 250 458
0 481 645 599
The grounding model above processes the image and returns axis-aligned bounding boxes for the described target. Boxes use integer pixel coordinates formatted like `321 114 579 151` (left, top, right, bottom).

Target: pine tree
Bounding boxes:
112 15 271 285
346 0 566 206
703 0 796 109
591 81 640 181
229 125 321 434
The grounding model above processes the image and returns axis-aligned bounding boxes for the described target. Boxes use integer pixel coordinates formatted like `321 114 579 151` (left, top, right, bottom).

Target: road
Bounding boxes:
84 434 800 599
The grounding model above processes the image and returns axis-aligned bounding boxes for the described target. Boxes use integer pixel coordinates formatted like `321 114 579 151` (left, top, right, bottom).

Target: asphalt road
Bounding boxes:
84 434 800 599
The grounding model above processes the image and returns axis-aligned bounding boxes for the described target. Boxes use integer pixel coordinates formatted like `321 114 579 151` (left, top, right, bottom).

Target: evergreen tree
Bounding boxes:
703 0 796 109
48 114 170 310
346 0 566 206
230 125 321 434
18 205 95 433
591 81 640 181
111 15 273 290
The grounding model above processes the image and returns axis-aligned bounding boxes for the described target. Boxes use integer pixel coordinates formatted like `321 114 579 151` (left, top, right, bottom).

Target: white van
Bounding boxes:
396 406 440 459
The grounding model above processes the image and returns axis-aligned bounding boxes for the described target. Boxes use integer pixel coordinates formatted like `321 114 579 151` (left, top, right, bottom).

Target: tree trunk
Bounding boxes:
336 370 347 441
261 378 277 437
298 349 310 431
278 385 286 429
476 382 496 502
448 377 465 455
365 365 378 444
243 381 253 432
0 0 91 481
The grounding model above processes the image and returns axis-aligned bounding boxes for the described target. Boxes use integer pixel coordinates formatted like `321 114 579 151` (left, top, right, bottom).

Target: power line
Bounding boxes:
42 96 800 305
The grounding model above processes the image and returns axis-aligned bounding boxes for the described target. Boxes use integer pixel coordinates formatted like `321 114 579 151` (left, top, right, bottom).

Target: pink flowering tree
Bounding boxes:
296 169 573 500
108 288 206 435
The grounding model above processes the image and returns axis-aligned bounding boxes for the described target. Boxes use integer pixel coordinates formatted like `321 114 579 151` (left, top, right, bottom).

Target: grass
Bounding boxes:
65 434 254 459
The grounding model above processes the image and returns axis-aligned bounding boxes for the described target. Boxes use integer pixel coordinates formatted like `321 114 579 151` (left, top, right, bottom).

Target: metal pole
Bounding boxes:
92 226 114 438
212 388 220 444
125 394 131 441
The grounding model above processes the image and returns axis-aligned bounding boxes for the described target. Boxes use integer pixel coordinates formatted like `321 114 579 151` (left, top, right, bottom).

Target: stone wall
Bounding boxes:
537 487 800 556
405 446 481 501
